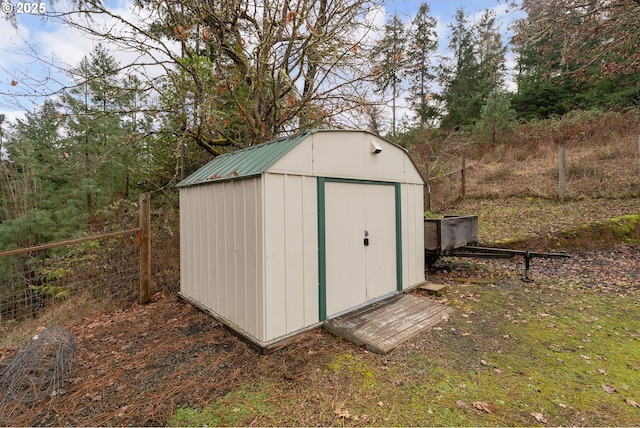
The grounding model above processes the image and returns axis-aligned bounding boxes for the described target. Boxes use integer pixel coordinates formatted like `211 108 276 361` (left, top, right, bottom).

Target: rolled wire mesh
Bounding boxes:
0 327 77 417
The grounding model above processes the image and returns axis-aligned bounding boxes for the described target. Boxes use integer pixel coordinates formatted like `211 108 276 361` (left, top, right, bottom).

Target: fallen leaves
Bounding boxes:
625 398 639 408
456 400 470 409
472 401 496 413
601 384 617 394
333 407 371 423
531 412 547 424
334 408 350 419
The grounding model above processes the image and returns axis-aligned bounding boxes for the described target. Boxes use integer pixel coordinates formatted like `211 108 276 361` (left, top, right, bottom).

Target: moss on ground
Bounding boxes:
451 197 639 251
168 384 276 427
168 197 640 427
168 279 640 427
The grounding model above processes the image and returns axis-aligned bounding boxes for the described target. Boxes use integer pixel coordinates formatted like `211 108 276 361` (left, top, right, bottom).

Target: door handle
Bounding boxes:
364 230 369 246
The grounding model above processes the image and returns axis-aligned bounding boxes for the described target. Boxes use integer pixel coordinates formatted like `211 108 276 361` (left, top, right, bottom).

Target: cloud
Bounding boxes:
0 108 25 124
35 26 94 74
1 0 179 115
0 15 31 68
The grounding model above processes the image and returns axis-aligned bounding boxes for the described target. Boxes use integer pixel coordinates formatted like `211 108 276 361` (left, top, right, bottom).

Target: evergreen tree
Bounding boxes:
511 0 640 117
0 100 74 249
372 13 407 137
405 2 439 129
61 45 145 227
474 10 506 92
475 90 517 145
438 8 483 130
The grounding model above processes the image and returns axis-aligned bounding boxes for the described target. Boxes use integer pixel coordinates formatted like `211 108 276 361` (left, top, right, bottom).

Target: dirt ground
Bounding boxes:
1 242 638 426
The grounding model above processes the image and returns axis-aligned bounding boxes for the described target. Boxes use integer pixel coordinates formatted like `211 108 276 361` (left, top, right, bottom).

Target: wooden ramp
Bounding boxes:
324 293 452 354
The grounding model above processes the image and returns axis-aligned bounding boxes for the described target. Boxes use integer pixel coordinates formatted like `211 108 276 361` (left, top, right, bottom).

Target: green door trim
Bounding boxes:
317 177 403 321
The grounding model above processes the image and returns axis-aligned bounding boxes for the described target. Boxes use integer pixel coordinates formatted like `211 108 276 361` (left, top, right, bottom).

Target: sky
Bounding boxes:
0 0 519 128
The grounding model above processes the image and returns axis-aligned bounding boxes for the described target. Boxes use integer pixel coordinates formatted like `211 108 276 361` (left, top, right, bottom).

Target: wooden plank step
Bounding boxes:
419 283 448 296
324 293 452 354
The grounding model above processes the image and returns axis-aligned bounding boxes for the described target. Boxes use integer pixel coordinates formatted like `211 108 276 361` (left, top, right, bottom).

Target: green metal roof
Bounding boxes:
177 130 315 188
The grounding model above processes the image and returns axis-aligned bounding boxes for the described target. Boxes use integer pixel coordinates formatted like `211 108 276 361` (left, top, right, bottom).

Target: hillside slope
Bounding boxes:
2 111 640 426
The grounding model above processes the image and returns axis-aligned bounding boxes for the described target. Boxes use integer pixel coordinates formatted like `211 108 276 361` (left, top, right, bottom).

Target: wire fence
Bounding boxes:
0 202 180 423
0 231 140 326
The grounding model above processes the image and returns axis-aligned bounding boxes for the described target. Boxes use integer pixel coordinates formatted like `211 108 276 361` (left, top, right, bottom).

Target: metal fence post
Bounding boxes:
139 193 151 305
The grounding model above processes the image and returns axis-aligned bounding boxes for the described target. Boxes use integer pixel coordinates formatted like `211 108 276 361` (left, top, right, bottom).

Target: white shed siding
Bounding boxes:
269 132 424 185
179 189 194 302
263 173 319 341
316 132 420 183
401 182 425 289
179 177 264 339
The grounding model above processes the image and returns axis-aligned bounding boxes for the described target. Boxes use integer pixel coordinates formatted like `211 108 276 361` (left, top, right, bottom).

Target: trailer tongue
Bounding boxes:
425 215 570 281
444 245 570 282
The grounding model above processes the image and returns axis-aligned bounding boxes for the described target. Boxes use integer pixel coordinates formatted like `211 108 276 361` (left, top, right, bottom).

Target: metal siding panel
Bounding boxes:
366 138 410 183
198 186 208 302
401 183 425 288
264 174 287 340
401 184 413 288
415 184 425 284
191 187 203 304
235 180 248 335
215 183 227 317
179 190 191 299
224 182 237 325
200 186 214 308
243 178 260 338
190 188 200 301
302 176 319 326
268 138 314 175
312 133 367 180
401 184 409 289
284 175 305 332
205 185 217 313
404 156 426 184
258 177 267 341
310 132 424 184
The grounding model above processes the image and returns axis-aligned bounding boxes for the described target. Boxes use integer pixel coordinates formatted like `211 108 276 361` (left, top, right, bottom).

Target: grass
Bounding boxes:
448 197 640 249
167 189 640 426
167 276 640 426
168 384 276 427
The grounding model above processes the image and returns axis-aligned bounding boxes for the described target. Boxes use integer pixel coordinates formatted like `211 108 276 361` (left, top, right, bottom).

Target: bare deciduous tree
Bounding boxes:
32 0 383 153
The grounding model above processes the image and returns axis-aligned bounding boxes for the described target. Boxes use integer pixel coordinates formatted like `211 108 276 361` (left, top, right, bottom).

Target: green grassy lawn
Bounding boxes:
169 262 640 426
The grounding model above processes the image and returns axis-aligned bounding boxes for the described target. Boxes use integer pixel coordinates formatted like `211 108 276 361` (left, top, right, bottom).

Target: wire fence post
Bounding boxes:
139 193 151 305
425 158 431 213
558 144 566 201
461 154 466 198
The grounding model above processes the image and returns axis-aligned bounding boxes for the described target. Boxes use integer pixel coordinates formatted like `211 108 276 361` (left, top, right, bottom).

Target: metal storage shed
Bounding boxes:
177 129 426 349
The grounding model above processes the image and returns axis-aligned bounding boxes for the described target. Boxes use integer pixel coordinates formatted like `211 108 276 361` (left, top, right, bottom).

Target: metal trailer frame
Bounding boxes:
425 215 570 281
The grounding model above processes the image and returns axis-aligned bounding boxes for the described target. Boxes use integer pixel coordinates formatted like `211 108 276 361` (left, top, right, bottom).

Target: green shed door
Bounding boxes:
322 180 398 317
